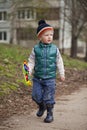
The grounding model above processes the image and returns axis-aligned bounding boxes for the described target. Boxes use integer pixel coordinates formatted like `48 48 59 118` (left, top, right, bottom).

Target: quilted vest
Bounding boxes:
34 42 57 79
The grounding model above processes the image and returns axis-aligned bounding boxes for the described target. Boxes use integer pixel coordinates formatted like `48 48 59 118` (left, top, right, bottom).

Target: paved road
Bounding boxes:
1 87 87 130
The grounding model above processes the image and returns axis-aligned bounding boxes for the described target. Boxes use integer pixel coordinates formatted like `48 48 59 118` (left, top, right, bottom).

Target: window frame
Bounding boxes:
0 11 7 21
17 8 36 20
0 31 7 41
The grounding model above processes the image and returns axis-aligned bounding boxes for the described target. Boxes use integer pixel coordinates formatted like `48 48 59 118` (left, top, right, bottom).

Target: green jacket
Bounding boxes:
34 42 57 79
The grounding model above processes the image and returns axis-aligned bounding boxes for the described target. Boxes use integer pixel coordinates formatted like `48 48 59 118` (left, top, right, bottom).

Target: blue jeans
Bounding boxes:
32 78 56 105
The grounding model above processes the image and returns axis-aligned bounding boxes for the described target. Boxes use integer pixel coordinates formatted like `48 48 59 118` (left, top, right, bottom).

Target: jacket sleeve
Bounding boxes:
56 48 65 77
27 48 35 75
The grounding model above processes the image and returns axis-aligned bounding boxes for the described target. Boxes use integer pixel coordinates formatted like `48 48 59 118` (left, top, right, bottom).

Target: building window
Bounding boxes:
17 28 36 40
0 11 7 21
17 8 36 20
0 12 2 20
0 32 7 40
21 10 25 19
0 32 2 40
18 11 20 19
3 11 7 20
4 32 7 40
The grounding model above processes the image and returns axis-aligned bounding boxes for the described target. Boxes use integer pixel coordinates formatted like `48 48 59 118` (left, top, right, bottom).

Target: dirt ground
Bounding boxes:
1 87 87 130
0 68 87 130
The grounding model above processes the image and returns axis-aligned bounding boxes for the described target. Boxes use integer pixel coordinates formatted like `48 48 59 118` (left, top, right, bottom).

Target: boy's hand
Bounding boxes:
60 76 65 81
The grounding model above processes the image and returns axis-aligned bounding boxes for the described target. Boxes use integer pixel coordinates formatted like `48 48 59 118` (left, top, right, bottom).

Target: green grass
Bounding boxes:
0 43 87 96
0 43 30 96
0 44 30 62
63 55 87 70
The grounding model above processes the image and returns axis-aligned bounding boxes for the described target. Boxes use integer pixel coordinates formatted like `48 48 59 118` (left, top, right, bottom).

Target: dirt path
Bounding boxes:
1 87 87 130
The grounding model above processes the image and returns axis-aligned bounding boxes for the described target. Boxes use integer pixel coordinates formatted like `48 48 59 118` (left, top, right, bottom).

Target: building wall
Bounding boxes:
0 0 59 45
14 2 59 45
0 0 11 43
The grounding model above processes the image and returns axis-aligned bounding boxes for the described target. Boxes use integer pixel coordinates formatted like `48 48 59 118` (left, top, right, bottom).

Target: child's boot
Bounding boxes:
36 102 46 117
44 104 54 123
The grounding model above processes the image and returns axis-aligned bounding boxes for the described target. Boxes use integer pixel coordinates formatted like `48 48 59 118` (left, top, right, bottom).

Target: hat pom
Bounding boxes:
38 20 46 26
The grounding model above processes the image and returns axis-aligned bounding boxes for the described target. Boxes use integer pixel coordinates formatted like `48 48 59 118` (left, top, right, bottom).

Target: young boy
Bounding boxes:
28 20 65 123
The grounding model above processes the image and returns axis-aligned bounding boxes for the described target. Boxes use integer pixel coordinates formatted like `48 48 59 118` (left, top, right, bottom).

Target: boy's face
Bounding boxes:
39 30 54 44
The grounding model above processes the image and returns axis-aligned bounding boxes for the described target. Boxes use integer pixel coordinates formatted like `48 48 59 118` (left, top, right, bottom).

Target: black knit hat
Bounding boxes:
37 20 53 37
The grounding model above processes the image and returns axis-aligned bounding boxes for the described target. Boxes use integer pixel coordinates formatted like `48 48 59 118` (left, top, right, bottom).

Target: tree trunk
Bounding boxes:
70 0 78 58
70 35 77 58
85 42 87 62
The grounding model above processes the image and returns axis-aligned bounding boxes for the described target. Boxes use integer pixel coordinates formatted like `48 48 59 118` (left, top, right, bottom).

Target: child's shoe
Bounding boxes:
36 102 46 117
44 104 54 123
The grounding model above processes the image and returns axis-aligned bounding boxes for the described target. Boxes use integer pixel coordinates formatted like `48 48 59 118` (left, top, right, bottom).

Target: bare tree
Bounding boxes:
61 1 66 54
63 0 87 58
78 0 87 61
85 34 87 61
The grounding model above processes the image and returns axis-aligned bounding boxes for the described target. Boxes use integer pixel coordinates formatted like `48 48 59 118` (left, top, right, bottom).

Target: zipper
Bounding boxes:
43 45 47 77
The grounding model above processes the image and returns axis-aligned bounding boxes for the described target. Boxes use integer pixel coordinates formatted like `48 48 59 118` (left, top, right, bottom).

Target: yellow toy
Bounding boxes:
23 61 32 87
